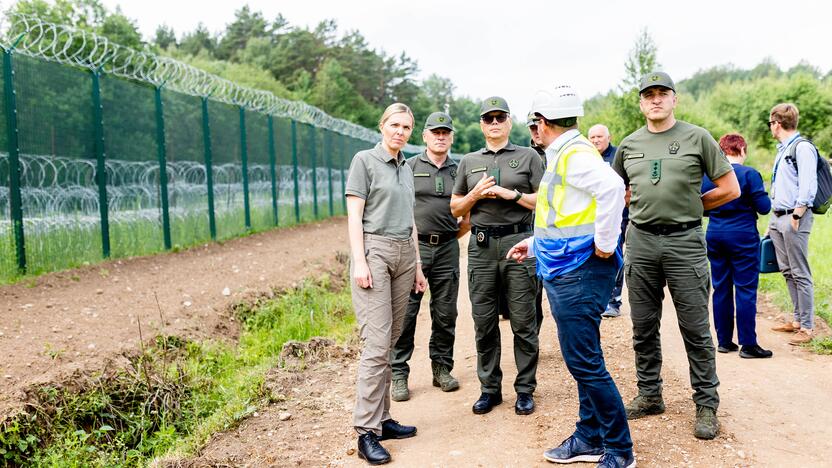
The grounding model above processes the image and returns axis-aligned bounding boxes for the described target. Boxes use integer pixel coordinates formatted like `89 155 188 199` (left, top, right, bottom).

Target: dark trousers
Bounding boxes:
391 239 460 379
707 230 761 347
543 255 633 457
626 225 719 409
608 221 628 308
468 231 539 394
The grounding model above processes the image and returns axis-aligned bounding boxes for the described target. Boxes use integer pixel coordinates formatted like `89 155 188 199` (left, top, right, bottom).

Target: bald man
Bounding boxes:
588 124 628 318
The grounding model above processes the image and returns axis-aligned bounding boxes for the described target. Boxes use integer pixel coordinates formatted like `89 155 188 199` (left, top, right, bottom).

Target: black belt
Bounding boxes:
773 209 795 217
418 232 457 245
471 223 532 238
631 219 701 236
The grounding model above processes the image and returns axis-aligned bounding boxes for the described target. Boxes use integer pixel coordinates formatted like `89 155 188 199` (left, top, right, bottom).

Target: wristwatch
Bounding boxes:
792 213 801 220
513 189 523 202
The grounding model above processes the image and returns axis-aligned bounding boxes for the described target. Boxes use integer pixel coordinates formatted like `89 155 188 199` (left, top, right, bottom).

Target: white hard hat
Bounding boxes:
530 85 584 120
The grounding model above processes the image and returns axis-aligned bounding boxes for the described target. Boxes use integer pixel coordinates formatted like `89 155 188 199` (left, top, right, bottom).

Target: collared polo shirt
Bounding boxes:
345 143 415 239
453 142 545 226
409 151 459 234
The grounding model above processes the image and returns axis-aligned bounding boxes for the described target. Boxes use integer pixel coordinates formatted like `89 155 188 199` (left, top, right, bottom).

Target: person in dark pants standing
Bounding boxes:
451 96 544 416
702 133 772 359
613 72 740 440
589 124 627 318
391 112 468 402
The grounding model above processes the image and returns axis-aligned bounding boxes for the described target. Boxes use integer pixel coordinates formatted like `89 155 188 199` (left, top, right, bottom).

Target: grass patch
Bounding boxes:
0 269 354 466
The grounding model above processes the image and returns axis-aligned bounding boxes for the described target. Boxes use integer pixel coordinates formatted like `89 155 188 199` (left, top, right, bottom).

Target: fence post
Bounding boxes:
291 120 300 223
91 68 110 258
2 44 25 273
154 86 171 250
325 129 334 217
309 125 319 219
267 114 278 226
201 97 216 240
239 107 251 230
340 133 347 213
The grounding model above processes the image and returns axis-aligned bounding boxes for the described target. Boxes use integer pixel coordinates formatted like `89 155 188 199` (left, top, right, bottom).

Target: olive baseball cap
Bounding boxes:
639 71 676 94
480 96 510 116
424 112 454 131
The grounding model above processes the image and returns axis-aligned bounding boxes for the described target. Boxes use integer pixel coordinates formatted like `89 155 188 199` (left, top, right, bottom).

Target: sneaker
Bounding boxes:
602 304 621 318
739 344 773 359
431 362 460 392
694 405 719 440
597 452 637 468
788 330 813 346
624 394 665 420
543 435 604 463
716 342 739 353
391 378 409 402
771 322 798 333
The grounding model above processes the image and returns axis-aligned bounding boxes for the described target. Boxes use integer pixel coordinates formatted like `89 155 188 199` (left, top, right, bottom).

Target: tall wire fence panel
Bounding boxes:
0 15 422 283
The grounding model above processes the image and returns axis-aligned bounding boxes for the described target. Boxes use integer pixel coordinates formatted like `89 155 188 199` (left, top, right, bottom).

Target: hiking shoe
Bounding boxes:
717 342 738 353
694 405 719 440
597 452 637 468
739 344 773 359
391 378 409 402
543 435 604 463
624 394 665 420
431 362 460 392
771 322 798 333
602 304 621 318
788 330 813 346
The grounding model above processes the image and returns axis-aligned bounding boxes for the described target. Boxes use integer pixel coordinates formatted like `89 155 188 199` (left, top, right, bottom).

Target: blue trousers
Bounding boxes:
706 230 761 347
543 255 632 457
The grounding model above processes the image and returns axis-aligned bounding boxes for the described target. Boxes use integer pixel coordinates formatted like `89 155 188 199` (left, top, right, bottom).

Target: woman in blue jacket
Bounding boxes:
702 133 773 359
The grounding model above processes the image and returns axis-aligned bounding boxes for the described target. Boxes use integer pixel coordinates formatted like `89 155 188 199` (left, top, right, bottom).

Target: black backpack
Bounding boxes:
783 137 832 214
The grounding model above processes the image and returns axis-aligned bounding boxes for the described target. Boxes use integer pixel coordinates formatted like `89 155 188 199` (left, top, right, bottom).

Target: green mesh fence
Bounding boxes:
0 15 428 283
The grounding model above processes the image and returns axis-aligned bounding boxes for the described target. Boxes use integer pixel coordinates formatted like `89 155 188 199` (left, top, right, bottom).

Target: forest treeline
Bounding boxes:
7 1 832 157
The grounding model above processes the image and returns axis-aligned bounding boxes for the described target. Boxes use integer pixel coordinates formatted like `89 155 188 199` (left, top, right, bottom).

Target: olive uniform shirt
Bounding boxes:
453 143 545 226
345 143 415 239
408 152 459 235
613 121 733 225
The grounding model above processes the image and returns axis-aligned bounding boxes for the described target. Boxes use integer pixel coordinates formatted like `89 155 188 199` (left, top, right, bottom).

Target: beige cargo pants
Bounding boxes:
352 233 416 434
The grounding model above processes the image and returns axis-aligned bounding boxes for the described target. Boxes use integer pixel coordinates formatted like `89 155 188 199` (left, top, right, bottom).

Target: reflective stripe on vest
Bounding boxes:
534 135 600 239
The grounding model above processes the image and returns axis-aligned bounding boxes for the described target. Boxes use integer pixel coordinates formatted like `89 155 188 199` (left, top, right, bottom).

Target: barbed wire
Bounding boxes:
0 13 425 153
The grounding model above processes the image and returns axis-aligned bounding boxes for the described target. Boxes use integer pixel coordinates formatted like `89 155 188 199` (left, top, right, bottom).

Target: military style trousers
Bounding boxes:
391 238 460 379
468 231 539 395
352 234 416 435
625 225 720 410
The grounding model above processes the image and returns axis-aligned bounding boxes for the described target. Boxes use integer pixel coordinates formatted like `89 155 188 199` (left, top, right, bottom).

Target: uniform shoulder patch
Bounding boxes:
508 159 520 168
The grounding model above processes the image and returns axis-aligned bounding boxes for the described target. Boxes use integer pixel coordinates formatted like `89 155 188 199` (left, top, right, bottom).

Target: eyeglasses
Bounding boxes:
768 120 778 128
481 113 508 124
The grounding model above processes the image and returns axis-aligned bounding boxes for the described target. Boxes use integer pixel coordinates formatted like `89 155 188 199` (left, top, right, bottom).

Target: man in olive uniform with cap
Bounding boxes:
451 96 544 416
390 112 467 402
613 71 740 440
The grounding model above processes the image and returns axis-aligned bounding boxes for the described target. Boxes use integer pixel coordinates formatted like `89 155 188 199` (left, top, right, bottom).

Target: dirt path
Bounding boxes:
0 219 348 417
188 234 832 467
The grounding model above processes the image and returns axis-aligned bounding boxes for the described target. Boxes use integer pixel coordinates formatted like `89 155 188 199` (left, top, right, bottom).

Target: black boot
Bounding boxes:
357 432 391 465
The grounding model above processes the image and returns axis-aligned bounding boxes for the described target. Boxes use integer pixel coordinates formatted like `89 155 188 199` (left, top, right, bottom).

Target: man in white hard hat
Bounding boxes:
507 85 634 468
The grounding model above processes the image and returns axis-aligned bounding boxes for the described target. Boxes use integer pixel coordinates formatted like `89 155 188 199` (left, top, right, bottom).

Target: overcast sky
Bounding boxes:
101 0 828 119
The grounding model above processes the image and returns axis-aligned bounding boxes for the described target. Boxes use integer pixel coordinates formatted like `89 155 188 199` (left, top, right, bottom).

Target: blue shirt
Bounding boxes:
702 163 770 232
771 132 818 211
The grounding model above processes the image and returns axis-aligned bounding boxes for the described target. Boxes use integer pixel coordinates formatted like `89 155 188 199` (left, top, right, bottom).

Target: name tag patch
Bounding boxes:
413 173 430 177
471 167 487 173
626 153 644 160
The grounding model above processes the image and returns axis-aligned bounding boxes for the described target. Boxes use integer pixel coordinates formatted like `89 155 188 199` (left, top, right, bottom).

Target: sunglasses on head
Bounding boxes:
481 113 508 124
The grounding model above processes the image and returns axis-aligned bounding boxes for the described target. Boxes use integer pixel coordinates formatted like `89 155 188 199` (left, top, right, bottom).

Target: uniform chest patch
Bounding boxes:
668 141 680 155
508 159 520 168
450 168 457 178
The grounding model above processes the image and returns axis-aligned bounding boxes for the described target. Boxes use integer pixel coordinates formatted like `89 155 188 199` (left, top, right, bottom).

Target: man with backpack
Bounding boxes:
768 103 822 345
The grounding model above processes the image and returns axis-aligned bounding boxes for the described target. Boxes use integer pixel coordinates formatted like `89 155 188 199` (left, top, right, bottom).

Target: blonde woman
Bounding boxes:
345 103 427 465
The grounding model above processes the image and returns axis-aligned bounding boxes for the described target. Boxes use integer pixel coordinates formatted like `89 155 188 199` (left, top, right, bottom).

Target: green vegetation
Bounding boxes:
0 271 354 466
